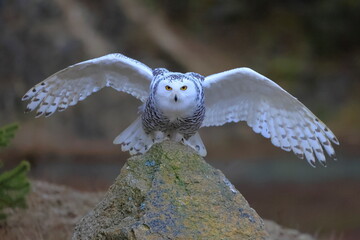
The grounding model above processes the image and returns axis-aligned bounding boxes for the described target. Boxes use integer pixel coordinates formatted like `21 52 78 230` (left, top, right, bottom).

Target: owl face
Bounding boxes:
154 74 200 119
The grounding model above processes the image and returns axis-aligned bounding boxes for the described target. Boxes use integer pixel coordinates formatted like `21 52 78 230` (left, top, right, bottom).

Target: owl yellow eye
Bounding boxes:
165 85 172 91
180 86 187 91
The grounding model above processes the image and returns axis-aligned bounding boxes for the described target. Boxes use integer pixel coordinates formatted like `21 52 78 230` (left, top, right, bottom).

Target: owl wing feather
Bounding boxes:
22 53 153 117
202 68 339 167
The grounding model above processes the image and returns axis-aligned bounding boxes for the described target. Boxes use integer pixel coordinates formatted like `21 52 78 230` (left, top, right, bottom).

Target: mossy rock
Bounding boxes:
73 141 268 240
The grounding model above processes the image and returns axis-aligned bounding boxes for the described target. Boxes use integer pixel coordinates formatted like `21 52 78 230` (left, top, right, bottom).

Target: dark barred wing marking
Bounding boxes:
22 53 153 117
202 68 339 167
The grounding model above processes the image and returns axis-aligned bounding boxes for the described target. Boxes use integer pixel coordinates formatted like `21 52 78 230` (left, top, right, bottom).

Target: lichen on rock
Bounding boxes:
73 141 269 240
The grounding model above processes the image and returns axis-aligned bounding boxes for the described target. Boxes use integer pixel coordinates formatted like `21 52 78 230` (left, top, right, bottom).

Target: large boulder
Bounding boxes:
73 141 268 239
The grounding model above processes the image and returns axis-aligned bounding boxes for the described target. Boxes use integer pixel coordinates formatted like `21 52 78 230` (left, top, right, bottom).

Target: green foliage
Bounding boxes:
0 123 19 148
0 123 31 221
0 161 30 220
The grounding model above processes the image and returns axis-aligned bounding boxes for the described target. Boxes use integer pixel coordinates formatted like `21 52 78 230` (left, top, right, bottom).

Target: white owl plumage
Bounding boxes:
22 53 339 167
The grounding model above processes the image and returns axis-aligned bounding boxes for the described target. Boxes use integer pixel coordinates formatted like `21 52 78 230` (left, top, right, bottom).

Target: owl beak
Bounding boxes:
174 94 178 102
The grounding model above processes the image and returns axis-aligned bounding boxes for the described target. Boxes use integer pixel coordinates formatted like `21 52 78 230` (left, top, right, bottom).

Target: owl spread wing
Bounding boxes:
202 68 339 167
22 53 153 117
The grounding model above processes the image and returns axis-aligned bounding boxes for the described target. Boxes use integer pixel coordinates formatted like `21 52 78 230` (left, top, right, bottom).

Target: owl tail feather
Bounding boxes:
113 117 153 155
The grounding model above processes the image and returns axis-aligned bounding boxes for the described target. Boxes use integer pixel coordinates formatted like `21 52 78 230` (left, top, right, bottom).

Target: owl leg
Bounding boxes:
153 131 167 143
170 132 185 143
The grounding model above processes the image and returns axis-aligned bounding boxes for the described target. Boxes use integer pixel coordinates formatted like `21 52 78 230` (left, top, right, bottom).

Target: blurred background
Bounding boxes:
0 0 359 239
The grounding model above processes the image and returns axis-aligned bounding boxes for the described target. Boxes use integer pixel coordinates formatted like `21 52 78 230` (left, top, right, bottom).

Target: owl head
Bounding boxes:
152 68 203 117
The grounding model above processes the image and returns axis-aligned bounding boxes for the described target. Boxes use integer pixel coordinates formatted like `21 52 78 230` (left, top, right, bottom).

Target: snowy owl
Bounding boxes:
22 53 339 167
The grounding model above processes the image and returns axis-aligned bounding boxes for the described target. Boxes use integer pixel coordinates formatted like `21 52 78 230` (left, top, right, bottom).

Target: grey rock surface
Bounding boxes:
0 180 316 240
72 141 268 240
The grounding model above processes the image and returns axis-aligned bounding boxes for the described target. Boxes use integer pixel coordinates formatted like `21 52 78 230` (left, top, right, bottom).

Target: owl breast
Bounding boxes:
158 98 198 121
142 87 204 139
142 98 205 139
